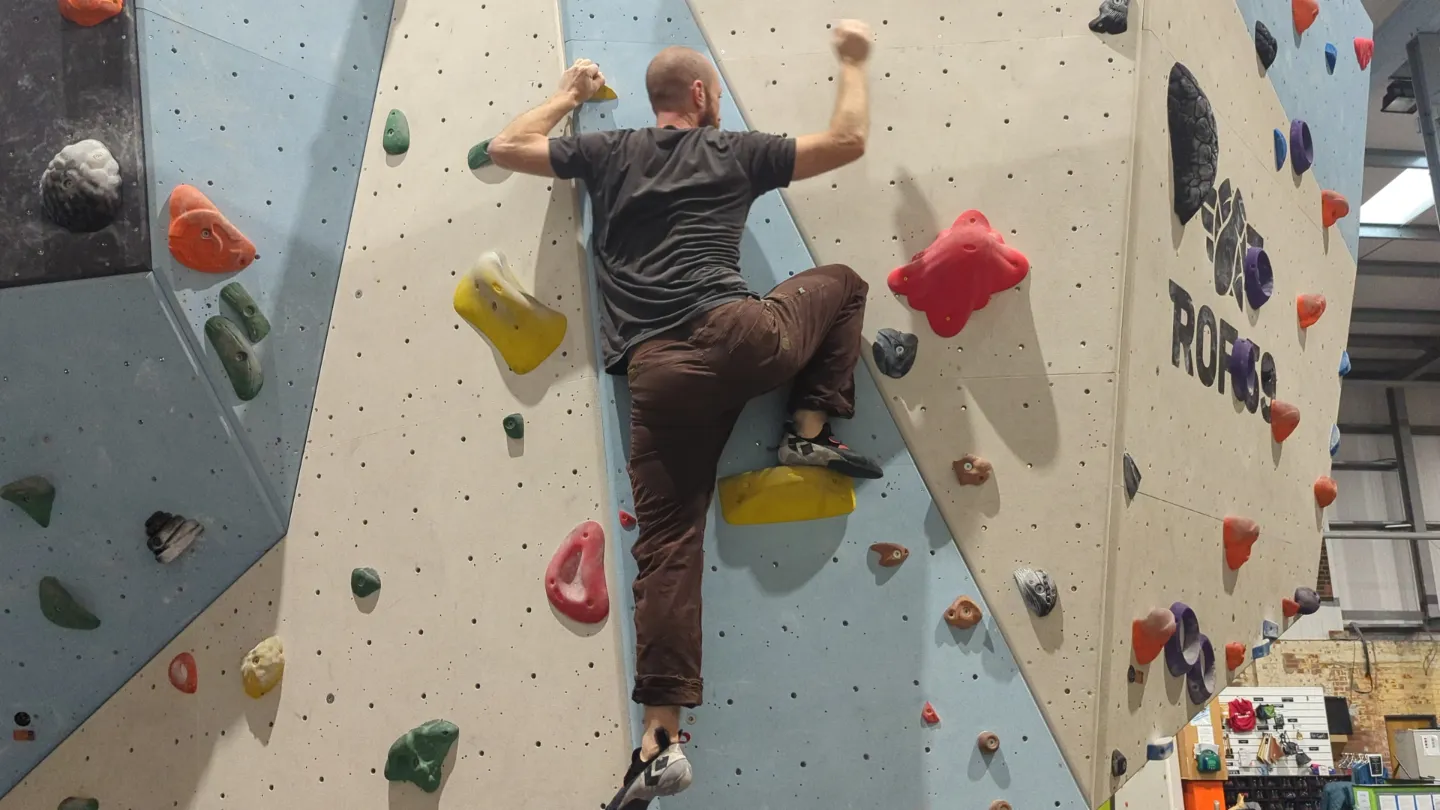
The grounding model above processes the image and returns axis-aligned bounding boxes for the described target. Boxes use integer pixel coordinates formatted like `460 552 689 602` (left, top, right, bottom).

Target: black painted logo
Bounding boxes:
1200 179 1266 312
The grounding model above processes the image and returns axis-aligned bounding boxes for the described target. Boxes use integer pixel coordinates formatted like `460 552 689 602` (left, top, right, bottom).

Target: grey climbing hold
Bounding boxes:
1122 452 1141 500
385 719 460 793
205 316 263 401
1013 568 1058 617
1294 587 1320 615
1088 0 1130 34
145 511 203 563
1111 749 1128 777
2 475 56 528
871 328 918 378
1255 21 1278 69
383 109 410 155
57 799 99 810
503 414 524 439
1167 63 1218 225
39 576 100 630
1261 619 1280 640
40 139 122 233
467 139 493 170
220 282 271 343
352 567 382 598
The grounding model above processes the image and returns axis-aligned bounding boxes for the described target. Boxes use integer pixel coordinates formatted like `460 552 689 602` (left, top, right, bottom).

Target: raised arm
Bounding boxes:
793 20 872 182
488 59 606 177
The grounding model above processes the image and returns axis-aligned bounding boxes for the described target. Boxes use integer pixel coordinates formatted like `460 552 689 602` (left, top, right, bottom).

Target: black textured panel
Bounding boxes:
0 2 149 288
1167 63 1218 226
1255 21 1278 69
1088 0 1131 35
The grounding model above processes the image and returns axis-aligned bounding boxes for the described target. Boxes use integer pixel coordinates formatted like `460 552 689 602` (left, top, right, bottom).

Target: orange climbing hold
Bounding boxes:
1226 641 1245 670
1282 597 1301 618
1292 0 1318 34
888 210 1030 338
1271 400 1301 443
1224 516 1260 570
168 652 197 694
1297 294 1327 328
1314 476 1338 507
870 542 909 567
989 802 1013 810
168 185 256 273
1355 37 1374 70
58 0 123 26
977 731 1001 753
545 520 609 624
953 455 993 486
1322 190 1350 228
944 595 983 629
921 701 940 724
1133 607 1178 665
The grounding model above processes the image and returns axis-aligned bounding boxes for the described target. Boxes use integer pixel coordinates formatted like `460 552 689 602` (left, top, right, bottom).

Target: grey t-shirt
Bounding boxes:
549 126 796 373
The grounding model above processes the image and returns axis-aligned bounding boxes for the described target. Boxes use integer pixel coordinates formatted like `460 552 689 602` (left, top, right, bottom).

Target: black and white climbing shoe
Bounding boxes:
603 729 694 810
778 423 884 480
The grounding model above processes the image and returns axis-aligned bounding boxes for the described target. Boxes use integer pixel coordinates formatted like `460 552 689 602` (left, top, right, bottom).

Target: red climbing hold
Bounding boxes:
59 0 123 26
1355 37 1374 70
887 210 1030 338
168 185 257 273
1292 0 1318 34
545 520 609 624
618 509 637 530
169 652 197 694
1282 597 1301 618
1270 400 1301 443
1321 190 1350 228
1133 607 1178 665
1224 516 1260 570
1297 294 1327 328
1314 476 1338 508
870 542 910 567
1226 641 1245 670
921 701 940 725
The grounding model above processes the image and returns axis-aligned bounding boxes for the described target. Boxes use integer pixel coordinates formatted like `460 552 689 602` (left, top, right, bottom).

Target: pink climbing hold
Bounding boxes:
1355 37 1374 70
545 520 609 624
168 652 197 694
921 701 940 725
887 210 1030 338
618 509 637 530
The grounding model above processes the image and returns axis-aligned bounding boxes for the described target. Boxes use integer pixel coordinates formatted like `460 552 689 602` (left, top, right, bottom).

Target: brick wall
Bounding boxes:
1236 640 1440 761
1316 542 1333 599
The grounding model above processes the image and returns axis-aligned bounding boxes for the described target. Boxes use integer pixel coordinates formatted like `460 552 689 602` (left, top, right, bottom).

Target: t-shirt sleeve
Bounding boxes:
549 131 615 182
734 132 796 194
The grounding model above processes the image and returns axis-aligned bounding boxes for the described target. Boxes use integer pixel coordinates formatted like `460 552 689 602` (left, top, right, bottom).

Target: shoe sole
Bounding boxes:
826 457 884 480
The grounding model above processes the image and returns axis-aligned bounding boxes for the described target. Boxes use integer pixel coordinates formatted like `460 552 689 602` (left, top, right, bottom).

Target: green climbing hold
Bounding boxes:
351 567 382 598
57 799 98 810
503 413 524 439
383 109 410 155
39 576 100 630
205 316 263 401
385 719 460 793
467 139 493 170
220 282 271 343
2 475 55 528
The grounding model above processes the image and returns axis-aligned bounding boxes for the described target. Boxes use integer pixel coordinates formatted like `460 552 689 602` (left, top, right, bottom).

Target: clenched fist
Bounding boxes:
833 19 872 66
560 58 606 103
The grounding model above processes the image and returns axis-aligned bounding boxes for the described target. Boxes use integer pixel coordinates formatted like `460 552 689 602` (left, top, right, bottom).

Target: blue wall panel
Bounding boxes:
1231 0 1373 258
0 273 283 795
564 4 1088 808
137 1 393 512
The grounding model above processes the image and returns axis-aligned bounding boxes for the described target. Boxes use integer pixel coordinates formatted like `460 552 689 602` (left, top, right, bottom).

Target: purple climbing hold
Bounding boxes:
1186 635 1216 703
1243 247 1273 310
1164 601 1201 677
1290 120 1314 175
1294 587 1321 615
1273 129 1287 170
1230 338 1258 401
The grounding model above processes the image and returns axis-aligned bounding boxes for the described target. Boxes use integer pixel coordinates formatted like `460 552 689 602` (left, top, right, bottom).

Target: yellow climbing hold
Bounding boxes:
718 466 855 525
241 635 285 698
454 251 567 375
590 84 618 102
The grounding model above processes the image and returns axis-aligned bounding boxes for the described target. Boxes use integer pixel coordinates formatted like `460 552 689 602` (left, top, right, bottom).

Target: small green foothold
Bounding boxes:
58 799 98 810
385 719 460 793
383 109 410 155
503 414 524 439
205 316 263 401
467 139 493 170
2 475 55 528
220 282 271 343
39 576 100 631
351 567 382 598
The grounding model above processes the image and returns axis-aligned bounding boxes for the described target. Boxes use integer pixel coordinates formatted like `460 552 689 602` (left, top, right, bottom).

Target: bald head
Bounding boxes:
645 46 719 117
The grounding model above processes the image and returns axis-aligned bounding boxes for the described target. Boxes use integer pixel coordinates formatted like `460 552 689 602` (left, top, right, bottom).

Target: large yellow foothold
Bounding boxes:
718 466 856 525
589 85 618 102
241 635 285 698
454 251 567 375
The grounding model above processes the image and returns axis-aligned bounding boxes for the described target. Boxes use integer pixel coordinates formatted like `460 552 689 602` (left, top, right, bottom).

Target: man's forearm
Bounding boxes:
496 91 581 146
829 62 869 145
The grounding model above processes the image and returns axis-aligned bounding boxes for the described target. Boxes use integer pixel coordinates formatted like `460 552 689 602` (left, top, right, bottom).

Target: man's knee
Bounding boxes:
823 263 868 297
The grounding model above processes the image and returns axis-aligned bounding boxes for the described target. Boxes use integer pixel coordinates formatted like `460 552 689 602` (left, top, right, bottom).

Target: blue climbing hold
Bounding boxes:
1262 619 1280 640
1339 350 1351 377
1331 424 1342 457
1146 739 1175 760
1325 43 1338 74
1252 640 1271 659
1273 128 1287 171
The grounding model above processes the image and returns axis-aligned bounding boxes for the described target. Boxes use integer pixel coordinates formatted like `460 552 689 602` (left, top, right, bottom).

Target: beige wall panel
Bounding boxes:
0 2 630 809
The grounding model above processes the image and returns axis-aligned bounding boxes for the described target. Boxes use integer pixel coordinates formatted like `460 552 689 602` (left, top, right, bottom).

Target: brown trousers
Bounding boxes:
624 263 868 707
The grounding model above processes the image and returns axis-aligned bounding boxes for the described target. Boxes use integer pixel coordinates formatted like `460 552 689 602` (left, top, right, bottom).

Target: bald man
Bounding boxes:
490 20 875 810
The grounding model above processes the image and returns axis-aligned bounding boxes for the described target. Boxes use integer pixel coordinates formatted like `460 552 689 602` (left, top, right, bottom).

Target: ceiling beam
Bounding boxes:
1359 223 1440 240
1353 308 1440 326
1359 260 1440 278
1371 0 1440 94
1347 334 1435 351
1368 149 1430 169
1402 345 1440 380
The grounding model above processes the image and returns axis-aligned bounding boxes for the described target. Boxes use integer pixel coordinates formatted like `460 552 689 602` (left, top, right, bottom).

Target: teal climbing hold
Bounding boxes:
2 475 56 527
205 316 263 401
467 139 493 170
351 567 382 598
220 282 271 343
503 413 524 439
385 719 460 793
383 109 411 155
39 576 100 630
57 799 99 810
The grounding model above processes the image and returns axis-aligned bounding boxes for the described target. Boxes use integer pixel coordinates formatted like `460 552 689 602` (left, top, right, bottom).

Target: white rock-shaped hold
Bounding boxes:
40 138 122 232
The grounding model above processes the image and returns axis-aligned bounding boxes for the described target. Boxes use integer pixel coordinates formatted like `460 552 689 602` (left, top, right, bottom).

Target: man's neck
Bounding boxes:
655 111 700 129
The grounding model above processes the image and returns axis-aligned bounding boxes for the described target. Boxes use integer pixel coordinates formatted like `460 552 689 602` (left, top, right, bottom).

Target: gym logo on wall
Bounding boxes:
1170 178 1277 424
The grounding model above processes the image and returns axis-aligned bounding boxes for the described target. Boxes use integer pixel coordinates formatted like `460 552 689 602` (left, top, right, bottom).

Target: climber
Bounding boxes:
488 18 878 810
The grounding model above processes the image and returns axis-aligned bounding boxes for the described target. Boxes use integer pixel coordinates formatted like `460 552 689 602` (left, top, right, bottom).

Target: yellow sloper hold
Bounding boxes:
718 466 855 525
453 251 567 374
241 635 285 698
589 85 618 102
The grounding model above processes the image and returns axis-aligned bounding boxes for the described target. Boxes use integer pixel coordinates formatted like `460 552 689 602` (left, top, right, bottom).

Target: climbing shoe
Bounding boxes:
604 728 693 810
778 423 884 480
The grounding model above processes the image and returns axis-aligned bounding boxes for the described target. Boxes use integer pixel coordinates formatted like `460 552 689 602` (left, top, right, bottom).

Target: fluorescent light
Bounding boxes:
1360 168 1436 225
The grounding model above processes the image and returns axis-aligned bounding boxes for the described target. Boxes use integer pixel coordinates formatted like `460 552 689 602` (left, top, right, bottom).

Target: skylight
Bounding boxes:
1360 168 1436 225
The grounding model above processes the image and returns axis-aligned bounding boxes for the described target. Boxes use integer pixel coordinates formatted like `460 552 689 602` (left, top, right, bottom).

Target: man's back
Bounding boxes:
551 127 794 372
